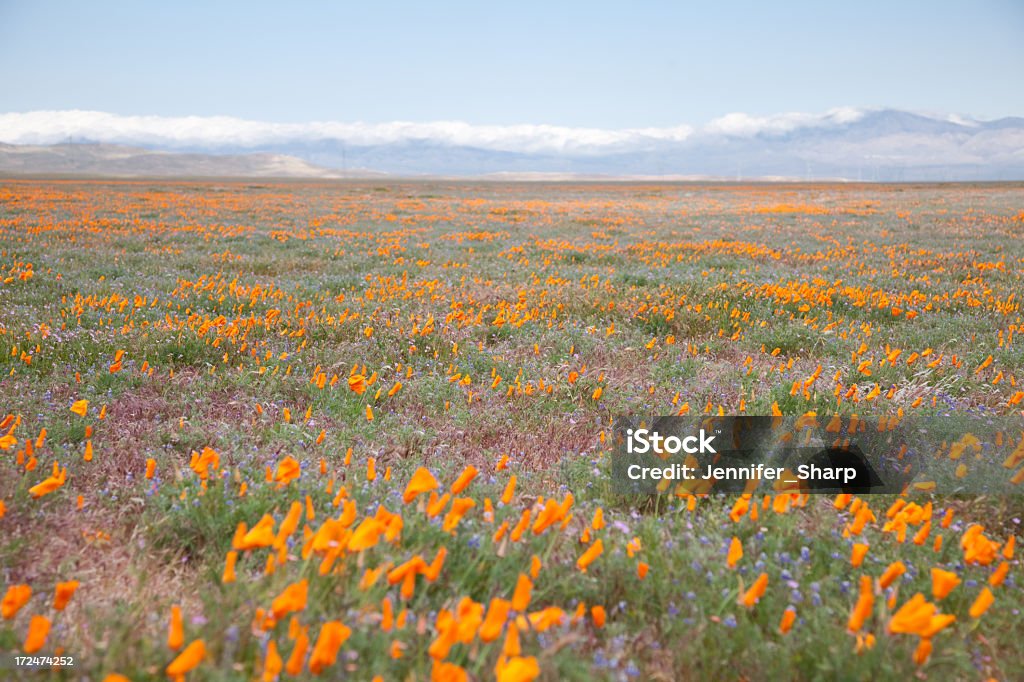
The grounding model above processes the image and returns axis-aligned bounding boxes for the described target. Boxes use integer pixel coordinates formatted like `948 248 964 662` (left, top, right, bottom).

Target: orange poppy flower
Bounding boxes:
347 517 385 552
432 661 468 682
908 637 931 665
276 502 303 546
236 514 276 550
848 575 874 632
450 465 478 494
442 498 476 533
529 555 542 580
387 556 427 586
308 621 351 674
53 581 80 611
740 572 769 608
930 568 960 600
2 584 32 619
503 623 521 657
285 629 309 676
576 538 604 572
423 547 447 582
271 580 309 620
381 597 394 632
851 543 869 567
426 492 451 518
23 615 50 654
888 594 938 635
495 656 540 682
273 456 301 487
527 606 566 632
480 598 511 642
166 639 206 678
28 465 67 498
348 374 367 394
402 467 439 503
501 476 516 505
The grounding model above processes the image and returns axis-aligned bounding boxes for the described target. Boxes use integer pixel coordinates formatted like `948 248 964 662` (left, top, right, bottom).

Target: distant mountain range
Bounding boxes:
1 109 1022 180
0 143 365 178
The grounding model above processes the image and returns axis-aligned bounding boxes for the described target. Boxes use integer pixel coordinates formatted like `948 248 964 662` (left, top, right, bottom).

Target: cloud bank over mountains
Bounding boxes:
0 108 870 152
1 108 1022 179
1 110 700 154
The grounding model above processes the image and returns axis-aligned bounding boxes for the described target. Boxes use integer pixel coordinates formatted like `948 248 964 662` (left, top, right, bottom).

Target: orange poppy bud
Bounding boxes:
779 607 797 634
879 561 906 589
740 572 769 608
990 561 1010 587
969 588 995 618
727 537 743 569
511 573 532 611
222 551 238 584
285 629 309 675
168 605 184 651
263 640 283 682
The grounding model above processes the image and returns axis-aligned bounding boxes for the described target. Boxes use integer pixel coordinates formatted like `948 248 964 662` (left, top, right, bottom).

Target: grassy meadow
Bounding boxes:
1 179 1023 681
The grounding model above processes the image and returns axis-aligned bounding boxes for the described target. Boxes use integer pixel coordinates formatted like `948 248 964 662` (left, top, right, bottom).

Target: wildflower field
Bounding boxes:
1 179 1023 681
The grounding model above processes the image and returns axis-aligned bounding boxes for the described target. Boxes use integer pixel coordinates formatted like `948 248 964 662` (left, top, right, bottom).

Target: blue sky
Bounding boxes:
1 0 1021 127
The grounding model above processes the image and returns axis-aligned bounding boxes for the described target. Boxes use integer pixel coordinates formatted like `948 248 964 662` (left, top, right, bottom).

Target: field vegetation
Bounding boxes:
1 180 1022 680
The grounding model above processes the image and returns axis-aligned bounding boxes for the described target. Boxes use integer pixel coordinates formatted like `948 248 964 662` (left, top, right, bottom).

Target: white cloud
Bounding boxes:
0 110 696 154
702 107 867 137
943 113 980 128
0 108 999 161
